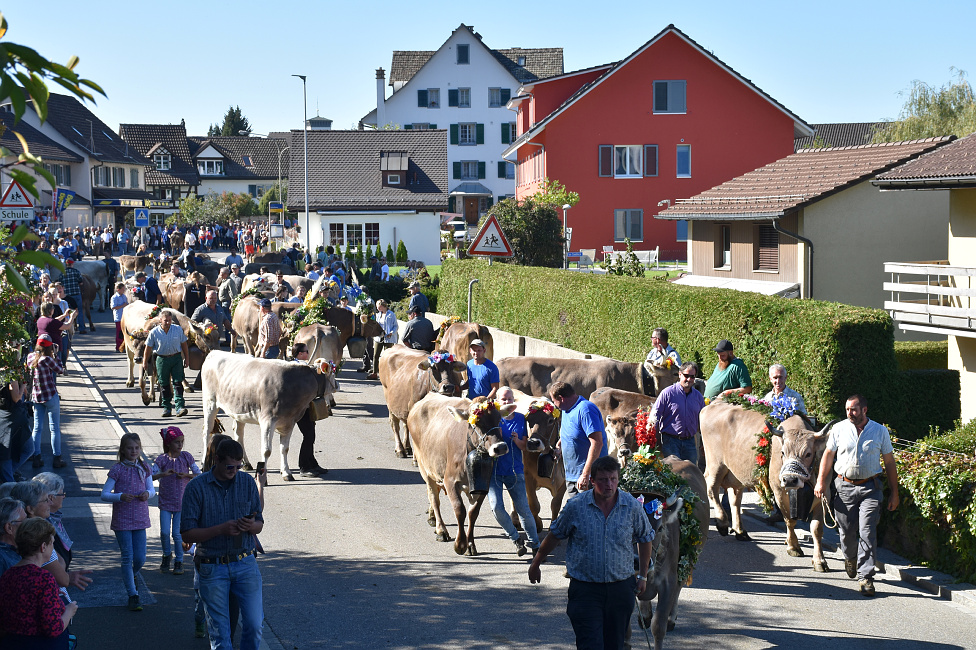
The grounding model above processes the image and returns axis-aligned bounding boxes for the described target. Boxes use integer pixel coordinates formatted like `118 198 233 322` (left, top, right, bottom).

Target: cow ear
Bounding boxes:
609 395 619 410
452 361 467 372
418 359 432 370
447 406 466 423
499 403 518 417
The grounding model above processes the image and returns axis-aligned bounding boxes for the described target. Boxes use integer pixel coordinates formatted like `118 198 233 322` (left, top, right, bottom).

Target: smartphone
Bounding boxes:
255 462 265 475
243 511 256 520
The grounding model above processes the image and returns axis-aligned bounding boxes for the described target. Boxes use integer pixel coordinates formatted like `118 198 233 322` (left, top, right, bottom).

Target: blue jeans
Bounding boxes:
160 510 184 561
661 433 698 465
488 473 540 548
32 394 63 457
198 554 263 650
114 529 147 597
263 346 279 360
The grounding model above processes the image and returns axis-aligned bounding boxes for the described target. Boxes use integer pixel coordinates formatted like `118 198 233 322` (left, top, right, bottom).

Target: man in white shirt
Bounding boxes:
380 257 390 282
367 299 397 380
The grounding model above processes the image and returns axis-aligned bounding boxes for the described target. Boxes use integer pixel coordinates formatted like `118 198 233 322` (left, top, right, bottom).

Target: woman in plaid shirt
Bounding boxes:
27 334 66 469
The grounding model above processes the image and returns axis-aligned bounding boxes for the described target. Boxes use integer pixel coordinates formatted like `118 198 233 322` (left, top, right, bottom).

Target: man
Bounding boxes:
643 327 681 369
144 310 190 417
528 455 653 650
192 290 235 343
380 257 390 281
814 395 899 597
217 267 238 314
0 497 26 576
338 296 352 312
117 227 130 256
290 342 328 478
367 299 397 380
272 270 293 298
179 242 197 273
224 248 244 269
135 271 162 305
101 227 114 255
763 364 807 415
368 256 382 281
492 387 540 556
255 298 282 359
184 228 197 252
548 381 607 493
61 258 83 310
288 286 308 304
181 439 264 650
306 262 321 281
170 261 187 279
650 361 705 463
401 308 435 352
230 263 246 292
703 339 752 400
466 338 498 399
102 251 120 311
407 281 429 317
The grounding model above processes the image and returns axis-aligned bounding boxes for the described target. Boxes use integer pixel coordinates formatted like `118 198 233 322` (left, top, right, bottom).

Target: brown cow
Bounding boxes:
589 387 655 464
440 322 494 361
497 357 679 400
293 324 342 368
407 394 513 555
700 401 837 571
379 346 467 458
231 296 268 357
251 251 285 265
76 274 99 333
119 254 154 279
509 390 566 532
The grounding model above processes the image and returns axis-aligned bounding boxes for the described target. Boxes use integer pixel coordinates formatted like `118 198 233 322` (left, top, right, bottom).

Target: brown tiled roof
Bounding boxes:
42 94 151 166
657 137 955 220
875 133 976 187
119 123 199 187
389 51 436 86
286 130 447 212
187 136 289 180
794 122 892 151
0 113 83 162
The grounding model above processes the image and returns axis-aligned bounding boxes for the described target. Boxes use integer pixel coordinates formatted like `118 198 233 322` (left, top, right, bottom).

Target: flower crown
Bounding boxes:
203 324 217 337
317 359 337 375
527 400 560 419
428 352 455 365
468 400 499 426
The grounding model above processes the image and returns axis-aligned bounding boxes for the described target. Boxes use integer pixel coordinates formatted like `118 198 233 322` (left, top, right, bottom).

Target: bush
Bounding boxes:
386 243 395 262
365 276 407 307
396 240 408 266
894 340 948 370
487 196 564 267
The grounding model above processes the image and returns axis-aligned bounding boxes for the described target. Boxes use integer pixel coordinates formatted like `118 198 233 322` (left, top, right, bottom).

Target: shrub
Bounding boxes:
894 340 948 370
396 240 408 266
386 243 395 262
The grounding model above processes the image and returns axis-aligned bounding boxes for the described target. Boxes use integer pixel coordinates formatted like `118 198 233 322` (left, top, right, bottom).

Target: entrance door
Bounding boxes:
463 197 480 225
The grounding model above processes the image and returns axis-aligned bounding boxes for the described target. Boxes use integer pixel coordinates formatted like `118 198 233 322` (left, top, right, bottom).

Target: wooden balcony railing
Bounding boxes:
884 261 976 337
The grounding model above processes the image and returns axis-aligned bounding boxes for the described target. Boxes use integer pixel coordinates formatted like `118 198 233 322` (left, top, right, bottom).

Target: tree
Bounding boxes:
209 105 252 137
874 69 976 142
258 182 288 215
385 243 395 262
396 240 408 266
486 196 564 267
219 192 259 219
530 178 580 208
171 194 205 227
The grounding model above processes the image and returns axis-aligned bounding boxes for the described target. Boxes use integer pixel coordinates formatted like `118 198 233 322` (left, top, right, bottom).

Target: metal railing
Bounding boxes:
884 260 976 336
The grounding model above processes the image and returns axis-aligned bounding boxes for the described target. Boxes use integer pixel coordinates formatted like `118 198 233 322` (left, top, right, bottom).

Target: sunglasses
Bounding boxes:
680 373 696 379
225 463 243 471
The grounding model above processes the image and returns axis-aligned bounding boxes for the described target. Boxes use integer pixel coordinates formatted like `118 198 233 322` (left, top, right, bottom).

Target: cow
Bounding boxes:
496 357 679 400
239 274 275 296
631 456 709 650
308 274 342 302
292 324 342 368
70 260 110 311
231 295 267 357
250 251 286 265
168 231 184 254
406 394 513 555
201 351 338 481
439 322 494 361
509 390 566 532
119 254 154 280
378 346 467 458
700 400 838 571
76 274 99 333
589 387 655 463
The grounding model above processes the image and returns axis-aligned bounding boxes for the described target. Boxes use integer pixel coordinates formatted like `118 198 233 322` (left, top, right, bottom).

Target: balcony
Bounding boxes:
884 261 976 338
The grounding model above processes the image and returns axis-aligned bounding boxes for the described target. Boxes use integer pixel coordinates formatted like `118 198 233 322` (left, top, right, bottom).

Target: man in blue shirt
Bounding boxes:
143 311 189 418
548 381 607 494
465 339 498 399
650 361 705 464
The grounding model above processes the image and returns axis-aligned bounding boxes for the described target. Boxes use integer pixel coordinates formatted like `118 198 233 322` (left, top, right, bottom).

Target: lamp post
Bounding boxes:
293 74 310 253
562 203 571 270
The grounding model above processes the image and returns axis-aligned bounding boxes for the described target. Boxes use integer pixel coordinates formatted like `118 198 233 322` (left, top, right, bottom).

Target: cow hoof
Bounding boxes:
667 620 676 632
185 386 195 393
141 396 151 406
412 459 419 468
435 531 451 543
734 531 751 541
787 547 804 558
282 473 295 482
405 447 413 457
427 516 437 528
464 543 478 557
126 380 134 388
395 449 407 459
242 461 254 471
813 560 829 573
717 525 729 537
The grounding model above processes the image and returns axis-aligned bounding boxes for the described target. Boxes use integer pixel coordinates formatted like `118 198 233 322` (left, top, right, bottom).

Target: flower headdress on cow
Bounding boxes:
654 357 675 370
467 399 499 426
203 324 217 337
527 399 560 419
315 359 337 375
428 351 455 365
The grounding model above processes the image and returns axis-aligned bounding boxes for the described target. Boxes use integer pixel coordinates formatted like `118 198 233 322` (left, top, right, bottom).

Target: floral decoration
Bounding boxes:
435 316 463 345
317 359 336 375
634 406 656 448
148 304 165 320
527 400 560 419
467 399 499 426
428 352 456 365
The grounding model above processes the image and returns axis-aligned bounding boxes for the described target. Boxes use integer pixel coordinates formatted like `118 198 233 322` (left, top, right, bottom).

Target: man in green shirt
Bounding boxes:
704 339 752 400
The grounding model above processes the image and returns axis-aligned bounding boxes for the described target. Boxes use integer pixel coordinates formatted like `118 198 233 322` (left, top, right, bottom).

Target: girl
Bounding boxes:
27 334 66 469
100 433 154 612
153 427 199 576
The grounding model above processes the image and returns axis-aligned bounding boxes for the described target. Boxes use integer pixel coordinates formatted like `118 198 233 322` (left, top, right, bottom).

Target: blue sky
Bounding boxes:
7 1 974 136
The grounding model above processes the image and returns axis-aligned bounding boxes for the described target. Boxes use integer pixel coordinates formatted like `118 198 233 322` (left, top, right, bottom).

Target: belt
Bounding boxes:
662 431 694 440
158 352 181 358
839 474 878 486
195 549 253 565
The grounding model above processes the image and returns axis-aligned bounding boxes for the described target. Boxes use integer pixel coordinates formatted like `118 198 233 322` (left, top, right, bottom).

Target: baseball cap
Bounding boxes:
714 339 734 353
470 339 487 349
37 333 54 347
408 281 420 289
259 298 272 309
65 258 74 265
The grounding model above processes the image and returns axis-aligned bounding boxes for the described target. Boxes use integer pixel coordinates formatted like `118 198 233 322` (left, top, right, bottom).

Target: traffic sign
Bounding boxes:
134 207 150 228
467 214 513 257
0 180 34 208
269 201 284 213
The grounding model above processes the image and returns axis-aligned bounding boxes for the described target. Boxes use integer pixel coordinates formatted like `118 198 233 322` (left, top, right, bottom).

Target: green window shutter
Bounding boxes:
248 184 257 197
486 196 494 210
418 89 428 107
404 124 413 130
501 123 510 144
500 88 511 104
478 162 486 179
453 162 462 179
448 196 456 212
450 124 459 145
448 89 459 107
498 161 507 178
476 123 485 144
429 124 436 129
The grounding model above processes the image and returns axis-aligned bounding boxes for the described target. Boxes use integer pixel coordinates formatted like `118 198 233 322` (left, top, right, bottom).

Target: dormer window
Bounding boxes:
380 151 408 187
517 56 526 66
386 174 401 186
198 160 224 176
153 151 171 171
242 155 253 167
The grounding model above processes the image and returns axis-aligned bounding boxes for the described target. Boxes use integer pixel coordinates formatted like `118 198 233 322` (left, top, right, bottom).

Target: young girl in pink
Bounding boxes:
153 426 199 576
100 433 154 612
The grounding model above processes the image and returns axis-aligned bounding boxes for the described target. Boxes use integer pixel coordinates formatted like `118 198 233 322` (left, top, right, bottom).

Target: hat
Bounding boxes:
714 339 734 353
160 426 184 447
231 264 240 269
470 339 487 349
37 333 54 347
408 281 420 289
259 298 272 309
65 258 74 265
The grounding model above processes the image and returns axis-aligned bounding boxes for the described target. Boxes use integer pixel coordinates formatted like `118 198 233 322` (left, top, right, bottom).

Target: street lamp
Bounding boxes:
293 74 310 253
562 203 571 270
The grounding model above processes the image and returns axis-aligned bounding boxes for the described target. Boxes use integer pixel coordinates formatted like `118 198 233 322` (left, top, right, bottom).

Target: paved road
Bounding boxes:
57 308 976 649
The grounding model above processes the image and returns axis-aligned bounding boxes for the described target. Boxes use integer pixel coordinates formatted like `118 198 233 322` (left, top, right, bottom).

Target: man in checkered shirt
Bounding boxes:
61 259 83 310
255 299 282 359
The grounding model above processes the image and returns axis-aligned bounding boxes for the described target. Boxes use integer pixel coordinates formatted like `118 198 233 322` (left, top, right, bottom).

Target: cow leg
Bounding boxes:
202 393 218 454
183 377 195 393
446 480 469 555
420 471 450 542
126 348 136 387
390 415 408 458
730 489 751 540
705 471 732 536
234 421 254 471
278 426 295 481
522 471 543 533
549 482 567 529
785 517 804 557
260 419 284 480
463 494 487 557
809 518 828 572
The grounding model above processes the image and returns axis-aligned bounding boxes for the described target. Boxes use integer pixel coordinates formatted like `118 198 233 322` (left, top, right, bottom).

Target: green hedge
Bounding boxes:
894 340 948 370
440 259 958 437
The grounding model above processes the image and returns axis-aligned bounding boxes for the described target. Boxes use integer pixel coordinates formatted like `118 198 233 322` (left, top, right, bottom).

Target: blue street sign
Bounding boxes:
134 207 150 228
269 201 284 213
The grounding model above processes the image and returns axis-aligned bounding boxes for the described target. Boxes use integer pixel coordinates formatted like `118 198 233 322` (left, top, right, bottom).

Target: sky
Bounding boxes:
6 1 975 137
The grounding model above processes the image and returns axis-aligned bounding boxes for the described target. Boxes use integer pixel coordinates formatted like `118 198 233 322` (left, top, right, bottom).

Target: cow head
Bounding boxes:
772 416 838 489
448 396 514 458
642 360 680 396
524 398 560 453
606 412 638 464
418 350 466 396
312 357 339 403
186 319 220 356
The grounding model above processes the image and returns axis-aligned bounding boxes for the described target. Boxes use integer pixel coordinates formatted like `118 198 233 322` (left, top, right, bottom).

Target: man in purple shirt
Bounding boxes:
650 361 705 463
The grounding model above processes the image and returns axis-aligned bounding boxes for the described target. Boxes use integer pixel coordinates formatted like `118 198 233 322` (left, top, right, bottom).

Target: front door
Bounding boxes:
463 197 480 225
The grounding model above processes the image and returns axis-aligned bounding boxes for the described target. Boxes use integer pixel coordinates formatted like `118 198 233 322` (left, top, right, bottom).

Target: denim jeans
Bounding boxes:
32 393 63 457
159 510 184 561
114 529 147 597
488 473 540 548
198 554 263 650
263 346 279 360
660 433 698 465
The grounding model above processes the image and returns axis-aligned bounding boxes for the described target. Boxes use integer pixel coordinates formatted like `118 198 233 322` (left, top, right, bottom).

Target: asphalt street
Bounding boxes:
47 305 976 649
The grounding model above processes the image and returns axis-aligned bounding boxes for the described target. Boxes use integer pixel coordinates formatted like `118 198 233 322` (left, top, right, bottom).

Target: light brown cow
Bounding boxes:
251 251 286 265
509 390 566 532
440 322 494 361
119 254 154 279
378 346 467 458
701 401 837 571
497 357 679 400
407 394 513 555
293 324 342 368
231 296 268 357
589 387 655 463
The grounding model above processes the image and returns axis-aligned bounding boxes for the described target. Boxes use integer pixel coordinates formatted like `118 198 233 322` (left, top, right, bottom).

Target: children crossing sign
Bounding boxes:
467 214 513 257
0 180 35 222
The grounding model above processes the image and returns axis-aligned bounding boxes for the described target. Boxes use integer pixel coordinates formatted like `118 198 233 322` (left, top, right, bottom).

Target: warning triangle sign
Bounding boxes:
467 214 513 257
0 180 34 208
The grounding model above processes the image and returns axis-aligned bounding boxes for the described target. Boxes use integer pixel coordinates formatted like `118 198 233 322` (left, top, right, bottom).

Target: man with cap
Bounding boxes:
704 339 752 400
230 263 246 293
465 339 498 400
217 267 238 346
60 258 83 311
367 299 397 380
401 307 435 352
144 310 190 417
255 298 282 359
407 281 429 317
368 256 382 282
192 290 236 344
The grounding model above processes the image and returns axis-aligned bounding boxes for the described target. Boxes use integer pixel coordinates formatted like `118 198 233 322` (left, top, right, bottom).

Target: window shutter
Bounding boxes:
448 196 456 212
653 81 668 112
486 196 494 210
757 225 779 270
404 124 413 130
453 162 462 180
418 89 428 107
501 123 510 144
644 145 658 177
448 89 459 107
450 124 459 145
248 184 257 197
498 161 507 178
671 81 686 113
429 124 436 129
476 123 485 145
478 162 486 179
599 145 613 177
500 88 511 104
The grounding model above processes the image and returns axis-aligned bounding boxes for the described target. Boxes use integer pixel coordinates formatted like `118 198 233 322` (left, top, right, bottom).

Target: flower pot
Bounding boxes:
465 447 494 496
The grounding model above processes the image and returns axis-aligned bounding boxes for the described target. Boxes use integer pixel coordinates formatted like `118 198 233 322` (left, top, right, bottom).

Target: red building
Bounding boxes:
504 25 812 260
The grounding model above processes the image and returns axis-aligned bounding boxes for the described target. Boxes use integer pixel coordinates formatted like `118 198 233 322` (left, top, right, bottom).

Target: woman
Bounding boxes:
0 375 33 483
26 335 66 469
32 474 72 570
0 517 77 649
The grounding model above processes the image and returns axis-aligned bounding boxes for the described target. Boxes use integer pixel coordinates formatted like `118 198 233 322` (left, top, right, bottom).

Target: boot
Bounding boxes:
172 561 185 575
32 454 43 468
52 456 67 469
160 554 171 574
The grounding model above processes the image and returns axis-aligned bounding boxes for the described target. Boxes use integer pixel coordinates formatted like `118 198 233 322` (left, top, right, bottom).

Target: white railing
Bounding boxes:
884 261 976 337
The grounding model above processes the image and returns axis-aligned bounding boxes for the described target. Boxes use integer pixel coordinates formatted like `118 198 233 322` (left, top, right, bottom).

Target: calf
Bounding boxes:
119 254 154 280
76 274 99 333
589 387 655 463
293 324 342 370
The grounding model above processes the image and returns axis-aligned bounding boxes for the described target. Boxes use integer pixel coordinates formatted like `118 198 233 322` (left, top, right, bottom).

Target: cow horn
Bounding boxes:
765 418 784 437
816 418 843 438
665 489 681 508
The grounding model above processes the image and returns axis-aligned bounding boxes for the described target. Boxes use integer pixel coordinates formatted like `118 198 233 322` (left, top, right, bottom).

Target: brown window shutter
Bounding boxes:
757 225 779 270
599 145 612 177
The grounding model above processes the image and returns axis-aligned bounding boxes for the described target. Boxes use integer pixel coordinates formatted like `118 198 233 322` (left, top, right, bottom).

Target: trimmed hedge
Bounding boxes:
894 340 948 370
440 259 958 437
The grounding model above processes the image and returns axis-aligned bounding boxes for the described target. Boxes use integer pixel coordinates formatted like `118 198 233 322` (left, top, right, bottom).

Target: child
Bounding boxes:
111 282 128 353
153 426 199 576
100 433 154 612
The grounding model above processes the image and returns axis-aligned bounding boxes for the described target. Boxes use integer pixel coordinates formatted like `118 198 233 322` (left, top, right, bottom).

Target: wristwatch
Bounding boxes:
636 575 647 582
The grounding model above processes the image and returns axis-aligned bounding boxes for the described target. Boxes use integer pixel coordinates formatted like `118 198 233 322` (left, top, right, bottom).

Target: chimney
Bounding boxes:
376 68 386 128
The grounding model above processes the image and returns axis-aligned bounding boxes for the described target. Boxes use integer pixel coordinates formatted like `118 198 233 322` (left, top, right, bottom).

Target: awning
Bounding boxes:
672 274 800 298
92 188 153 208
449 182 493 196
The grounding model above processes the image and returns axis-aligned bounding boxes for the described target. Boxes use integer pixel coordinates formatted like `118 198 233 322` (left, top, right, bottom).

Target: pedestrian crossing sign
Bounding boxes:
467 214 513 257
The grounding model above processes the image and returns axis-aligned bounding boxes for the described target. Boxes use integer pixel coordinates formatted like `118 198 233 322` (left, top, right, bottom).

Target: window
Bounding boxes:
653 80 687 114
417 88 440 108
478 197 492 214
755 224 779 271
365 223 379 245
644 145 658 177
329 223 344 246
156 188 173 201
461 161 479 180
112 167 126 188
387 173 401 185
130 168 139 188
93 166 110 187
457 44 469 64
458 87 470 108
517 56 526 66
497 161 515 179
247 184 274 198
676 145 691 178
614 145 642 177
488 88 511 107
501 122 517 144
198 160 224 175
153 153 171 170
459 123 476 145
43 163 71 187
614 209 643 242
676 220 688 242
346 223 363 245
715 224 731 268
408 123 432 130
242 155 253 167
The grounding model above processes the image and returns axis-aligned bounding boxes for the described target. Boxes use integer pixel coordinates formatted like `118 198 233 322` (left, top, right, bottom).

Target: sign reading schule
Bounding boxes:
0 180 35 222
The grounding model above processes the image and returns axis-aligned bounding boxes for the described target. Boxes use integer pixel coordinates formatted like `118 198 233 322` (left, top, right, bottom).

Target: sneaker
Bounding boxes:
176 407 188 417
514 539 527 557
172 561 184 575
160 555 171 573
859 577 876 597
195 621 206 638
127 595 143 611
32 455 43 468
162 409 172 418
845 558 857 579
300 469 321 478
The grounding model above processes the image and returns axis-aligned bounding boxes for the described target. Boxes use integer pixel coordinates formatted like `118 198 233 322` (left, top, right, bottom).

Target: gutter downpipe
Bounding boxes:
772 217 813 298
467 279 479 323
